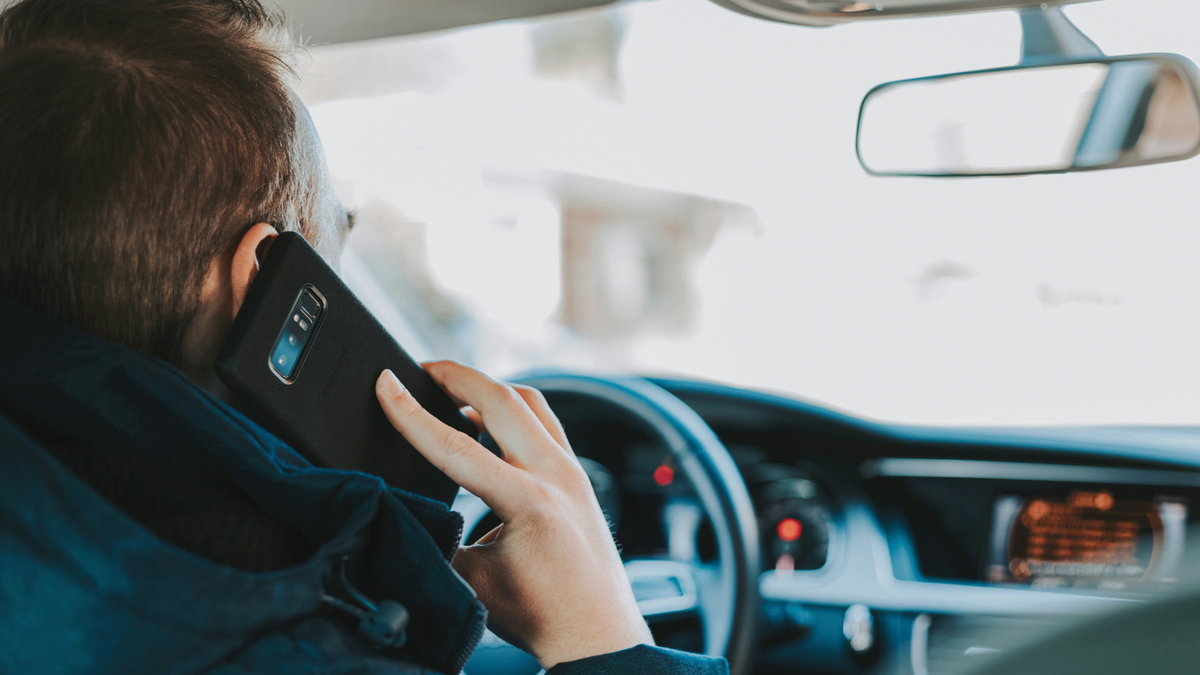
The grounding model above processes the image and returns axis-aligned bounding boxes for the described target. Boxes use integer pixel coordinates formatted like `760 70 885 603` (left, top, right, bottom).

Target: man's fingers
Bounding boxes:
511 384 578 465
376 370 521 516
423 361 563 467
462 407 485 433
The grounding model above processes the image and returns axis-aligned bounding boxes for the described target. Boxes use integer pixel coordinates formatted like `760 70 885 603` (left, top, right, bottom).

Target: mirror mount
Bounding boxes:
1019 5 1103 64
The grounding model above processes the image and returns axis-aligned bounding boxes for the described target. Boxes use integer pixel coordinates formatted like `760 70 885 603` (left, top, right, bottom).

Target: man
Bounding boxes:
0 1 729 673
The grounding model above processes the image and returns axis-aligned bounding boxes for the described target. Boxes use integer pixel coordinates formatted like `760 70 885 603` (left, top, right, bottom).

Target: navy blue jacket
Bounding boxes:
0 297 728 675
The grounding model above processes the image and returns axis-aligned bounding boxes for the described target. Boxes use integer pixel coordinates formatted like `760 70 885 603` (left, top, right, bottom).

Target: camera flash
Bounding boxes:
299 319 309 331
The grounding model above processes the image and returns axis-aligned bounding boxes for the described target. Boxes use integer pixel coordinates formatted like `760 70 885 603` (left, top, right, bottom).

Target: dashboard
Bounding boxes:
658 378 1200 675
460 376 1200 675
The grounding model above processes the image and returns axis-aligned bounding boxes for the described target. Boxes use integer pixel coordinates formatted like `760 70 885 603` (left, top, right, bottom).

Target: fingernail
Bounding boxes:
379 369 406 395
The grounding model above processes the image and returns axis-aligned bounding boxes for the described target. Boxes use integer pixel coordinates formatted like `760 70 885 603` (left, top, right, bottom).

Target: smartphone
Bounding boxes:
215 231 474 505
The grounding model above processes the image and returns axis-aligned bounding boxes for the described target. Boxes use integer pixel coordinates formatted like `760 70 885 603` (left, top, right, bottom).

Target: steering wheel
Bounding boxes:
456 372 760 675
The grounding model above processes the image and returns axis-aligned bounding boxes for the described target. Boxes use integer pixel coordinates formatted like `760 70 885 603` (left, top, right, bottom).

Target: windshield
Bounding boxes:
299 0 1200 427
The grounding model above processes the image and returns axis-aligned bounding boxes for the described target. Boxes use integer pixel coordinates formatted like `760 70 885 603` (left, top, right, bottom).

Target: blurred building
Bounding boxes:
531 10 627 99
347 169 755 365
548 173 753 341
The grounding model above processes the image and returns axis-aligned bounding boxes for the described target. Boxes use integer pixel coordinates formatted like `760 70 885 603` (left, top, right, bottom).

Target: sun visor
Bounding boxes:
707 0 1099 27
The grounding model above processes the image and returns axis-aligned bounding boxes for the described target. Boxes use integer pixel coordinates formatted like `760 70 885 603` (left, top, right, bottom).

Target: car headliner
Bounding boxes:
272 0 616 45
268 0 1096 45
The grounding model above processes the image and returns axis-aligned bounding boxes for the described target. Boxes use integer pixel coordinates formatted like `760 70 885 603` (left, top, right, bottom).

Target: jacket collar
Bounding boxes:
0 297 486 674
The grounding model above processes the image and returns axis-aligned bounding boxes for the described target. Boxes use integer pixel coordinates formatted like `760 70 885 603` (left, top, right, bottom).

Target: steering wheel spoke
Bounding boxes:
624 557 733 657
625 559 700 619
693 562 732 654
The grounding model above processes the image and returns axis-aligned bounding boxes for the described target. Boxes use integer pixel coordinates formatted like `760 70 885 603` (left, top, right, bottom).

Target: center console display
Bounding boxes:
986 490 1187 590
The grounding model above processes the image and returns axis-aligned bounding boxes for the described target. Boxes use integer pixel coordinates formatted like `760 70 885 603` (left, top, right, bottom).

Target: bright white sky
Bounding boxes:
305 0 1200 427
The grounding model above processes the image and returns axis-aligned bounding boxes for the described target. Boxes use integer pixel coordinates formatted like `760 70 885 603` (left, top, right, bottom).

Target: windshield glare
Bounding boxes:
300 0 1200 427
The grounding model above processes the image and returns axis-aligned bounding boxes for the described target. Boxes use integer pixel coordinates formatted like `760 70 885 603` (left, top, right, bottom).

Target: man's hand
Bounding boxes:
376 362 654 668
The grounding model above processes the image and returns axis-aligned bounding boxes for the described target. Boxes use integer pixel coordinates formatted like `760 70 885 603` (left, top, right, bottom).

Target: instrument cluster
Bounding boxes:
748 463 841 574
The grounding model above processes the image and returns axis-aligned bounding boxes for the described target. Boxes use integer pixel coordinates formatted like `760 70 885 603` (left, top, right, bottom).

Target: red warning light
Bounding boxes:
653 465 674 487
777 517 802 542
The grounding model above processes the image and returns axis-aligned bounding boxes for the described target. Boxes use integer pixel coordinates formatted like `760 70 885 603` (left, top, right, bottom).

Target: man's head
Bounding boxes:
0 0 349 387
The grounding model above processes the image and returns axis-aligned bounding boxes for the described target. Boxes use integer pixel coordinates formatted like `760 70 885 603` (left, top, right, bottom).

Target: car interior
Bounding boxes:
279 0 1200 673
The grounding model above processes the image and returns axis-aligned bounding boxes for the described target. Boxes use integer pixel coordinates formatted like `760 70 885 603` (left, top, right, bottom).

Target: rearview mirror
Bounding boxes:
857 55 1200 177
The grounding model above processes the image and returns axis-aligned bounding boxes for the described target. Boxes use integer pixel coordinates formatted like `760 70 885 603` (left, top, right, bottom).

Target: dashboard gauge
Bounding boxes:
759 479 833 572
987 491 1184 589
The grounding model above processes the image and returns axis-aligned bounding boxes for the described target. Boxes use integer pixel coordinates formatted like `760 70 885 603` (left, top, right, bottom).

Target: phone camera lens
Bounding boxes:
300 291 322 321
277 355 288 367
288 334 298 346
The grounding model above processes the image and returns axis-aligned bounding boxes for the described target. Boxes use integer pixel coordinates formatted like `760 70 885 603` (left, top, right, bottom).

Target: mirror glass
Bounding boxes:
857 57 1200 176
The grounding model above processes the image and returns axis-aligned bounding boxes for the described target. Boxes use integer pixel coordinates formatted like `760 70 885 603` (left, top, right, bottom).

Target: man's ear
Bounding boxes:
231 223 279 316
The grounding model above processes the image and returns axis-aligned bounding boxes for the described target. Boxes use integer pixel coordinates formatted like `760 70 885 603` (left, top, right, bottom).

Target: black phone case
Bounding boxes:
215 232 472 505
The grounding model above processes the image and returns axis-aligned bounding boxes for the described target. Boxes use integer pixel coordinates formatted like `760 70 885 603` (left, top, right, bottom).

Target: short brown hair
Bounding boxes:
0 0 317 365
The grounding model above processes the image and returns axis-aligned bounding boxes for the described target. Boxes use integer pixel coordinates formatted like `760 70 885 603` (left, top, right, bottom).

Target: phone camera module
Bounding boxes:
271 286 325 382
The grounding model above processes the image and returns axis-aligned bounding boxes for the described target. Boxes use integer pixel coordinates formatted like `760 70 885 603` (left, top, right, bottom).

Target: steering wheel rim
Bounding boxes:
512 371 760 675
